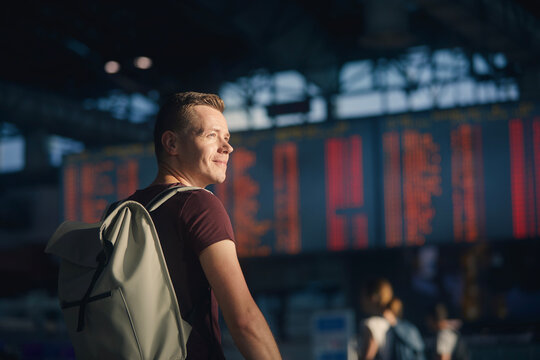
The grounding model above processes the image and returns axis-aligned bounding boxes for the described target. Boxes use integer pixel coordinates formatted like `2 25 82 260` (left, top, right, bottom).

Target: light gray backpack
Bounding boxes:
45 186 204 360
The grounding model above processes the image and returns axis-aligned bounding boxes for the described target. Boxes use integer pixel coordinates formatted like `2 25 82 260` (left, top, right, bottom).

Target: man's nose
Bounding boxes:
220 140 233 154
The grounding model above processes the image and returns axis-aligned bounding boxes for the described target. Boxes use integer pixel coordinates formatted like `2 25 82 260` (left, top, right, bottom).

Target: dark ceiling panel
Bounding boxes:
0 0 538 101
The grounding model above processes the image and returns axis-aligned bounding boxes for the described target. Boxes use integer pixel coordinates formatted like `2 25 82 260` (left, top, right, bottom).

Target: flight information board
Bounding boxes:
213 120 376 256
61 102 540 257
380 103 540 246
62 143 156 222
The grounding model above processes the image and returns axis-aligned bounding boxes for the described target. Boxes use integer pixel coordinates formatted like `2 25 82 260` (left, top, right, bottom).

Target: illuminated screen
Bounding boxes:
61 102 540 256
212 120 376 256
62 144 156 222
380 103 540 246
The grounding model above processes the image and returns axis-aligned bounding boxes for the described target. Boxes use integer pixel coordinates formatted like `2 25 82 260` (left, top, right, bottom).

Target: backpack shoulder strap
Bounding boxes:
146 185 219 353
101 185 212 220
146 185 212 212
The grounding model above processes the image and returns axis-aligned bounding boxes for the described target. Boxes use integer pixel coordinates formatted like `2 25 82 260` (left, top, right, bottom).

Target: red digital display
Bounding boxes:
383 130 441 246
451 125 485 242
380 104 539 246
61 103 540 256
383 132 403 247
532 117 540 236
61 144 153 223
216 148 271 257
325 136 368 250
274 142 301 254
509 118 540 239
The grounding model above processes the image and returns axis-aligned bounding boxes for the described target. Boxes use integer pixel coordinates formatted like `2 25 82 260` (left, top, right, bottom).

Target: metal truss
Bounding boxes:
219 46 520 128
0 82 152 147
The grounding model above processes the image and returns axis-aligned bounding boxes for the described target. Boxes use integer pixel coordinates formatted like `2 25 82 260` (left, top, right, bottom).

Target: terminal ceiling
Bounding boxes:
1 0 539 142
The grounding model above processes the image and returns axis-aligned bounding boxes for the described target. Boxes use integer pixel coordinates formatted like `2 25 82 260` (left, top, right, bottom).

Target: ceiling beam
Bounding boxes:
0 82 152 146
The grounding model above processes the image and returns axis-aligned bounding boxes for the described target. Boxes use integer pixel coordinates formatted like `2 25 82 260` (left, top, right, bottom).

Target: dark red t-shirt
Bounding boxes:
128 183 235 360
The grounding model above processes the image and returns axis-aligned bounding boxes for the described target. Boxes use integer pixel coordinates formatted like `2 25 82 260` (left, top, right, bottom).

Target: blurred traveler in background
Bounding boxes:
385 297 426 360
359 278 426 360
359 278 396 359
427 303 469 360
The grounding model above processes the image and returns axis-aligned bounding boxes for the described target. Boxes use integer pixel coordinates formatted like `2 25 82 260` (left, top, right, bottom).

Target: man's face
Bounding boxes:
176 105 233 187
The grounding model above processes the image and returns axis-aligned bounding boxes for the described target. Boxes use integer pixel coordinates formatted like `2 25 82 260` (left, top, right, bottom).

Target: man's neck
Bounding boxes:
151 165 192 187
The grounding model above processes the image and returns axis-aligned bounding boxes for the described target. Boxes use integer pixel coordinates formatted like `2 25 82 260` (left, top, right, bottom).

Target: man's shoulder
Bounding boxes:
128 185 227 224
127 185 166 204
180 187 226 214
129 184 214 202
183 187 216 200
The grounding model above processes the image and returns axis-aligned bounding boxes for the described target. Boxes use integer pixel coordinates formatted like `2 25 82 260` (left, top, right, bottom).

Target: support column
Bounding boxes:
305 64 340 122
518 66 540 102
24 130 51 172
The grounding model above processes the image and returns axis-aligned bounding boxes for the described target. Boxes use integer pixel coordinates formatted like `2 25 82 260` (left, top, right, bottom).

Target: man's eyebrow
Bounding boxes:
211 127 230 136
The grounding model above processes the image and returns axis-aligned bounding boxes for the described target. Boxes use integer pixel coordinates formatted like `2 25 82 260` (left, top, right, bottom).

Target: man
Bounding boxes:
128 92 281 359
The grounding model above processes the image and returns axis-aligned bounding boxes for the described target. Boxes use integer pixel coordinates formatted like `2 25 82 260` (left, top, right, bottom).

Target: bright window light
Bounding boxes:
48 136 84 167
134 56 152 69
0 136 24 173
104 61 120 74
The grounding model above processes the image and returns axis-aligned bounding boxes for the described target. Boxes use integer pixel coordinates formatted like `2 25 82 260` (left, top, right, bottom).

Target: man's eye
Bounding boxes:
208 133 217 137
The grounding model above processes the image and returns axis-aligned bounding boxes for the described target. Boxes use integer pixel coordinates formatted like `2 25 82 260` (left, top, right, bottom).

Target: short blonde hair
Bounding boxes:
153 91 225 161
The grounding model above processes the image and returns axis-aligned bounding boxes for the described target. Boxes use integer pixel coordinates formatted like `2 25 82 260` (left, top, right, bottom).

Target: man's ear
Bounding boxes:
161 130 179 155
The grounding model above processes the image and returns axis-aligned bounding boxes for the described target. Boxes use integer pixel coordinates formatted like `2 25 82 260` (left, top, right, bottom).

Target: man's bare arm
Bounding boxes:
199 240 282 360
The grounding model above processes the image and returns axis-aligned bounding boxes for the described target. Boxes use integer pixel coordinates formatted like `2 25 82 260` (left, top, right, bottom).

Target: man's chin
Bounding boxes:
209 174 227 185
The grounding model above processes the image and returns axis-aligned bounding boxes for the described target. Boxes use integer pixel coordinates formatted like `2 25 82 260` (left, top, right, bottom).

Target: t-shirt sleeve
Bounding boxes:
363 316 390 348
437 329 458 355
180 189 236 255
